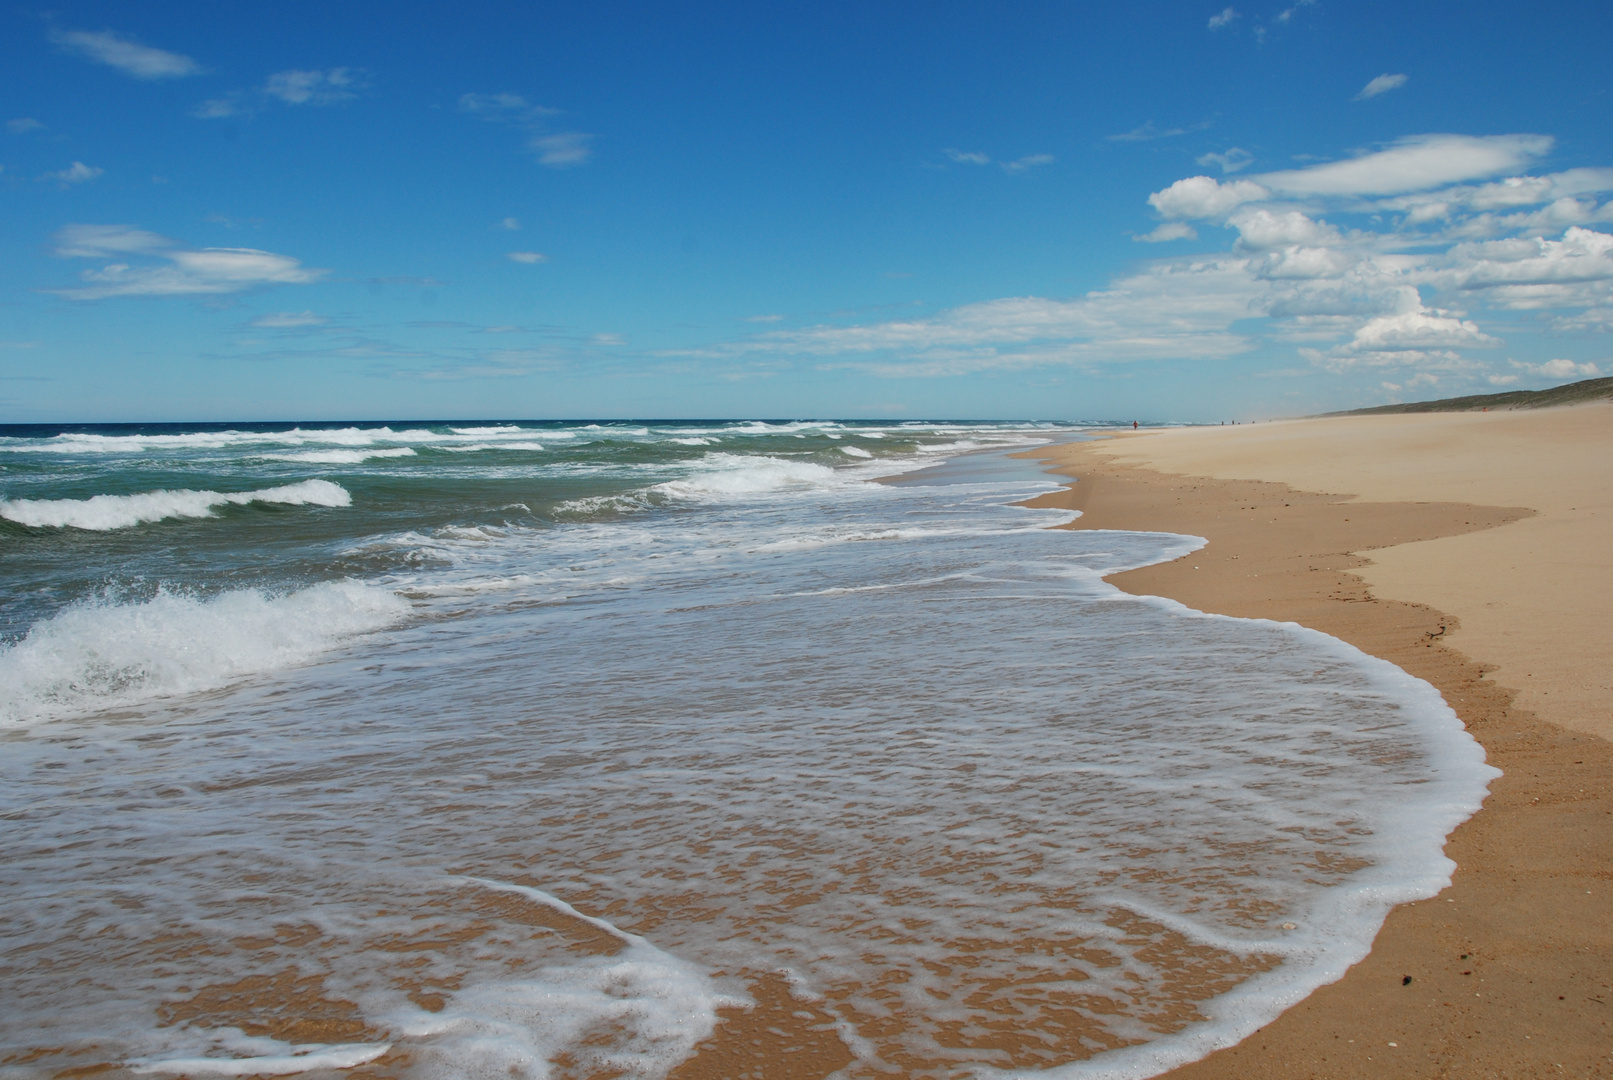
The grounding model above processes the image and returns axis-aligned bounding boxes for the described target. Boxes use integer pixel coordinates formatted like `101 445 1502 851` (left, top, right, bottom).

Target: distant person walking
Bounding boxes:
1132 421 1138 429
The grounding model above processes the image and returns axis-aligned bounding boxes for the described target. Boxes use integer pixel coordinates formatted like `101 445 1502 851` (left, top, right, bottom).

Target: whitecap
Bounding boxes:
0 479 351 530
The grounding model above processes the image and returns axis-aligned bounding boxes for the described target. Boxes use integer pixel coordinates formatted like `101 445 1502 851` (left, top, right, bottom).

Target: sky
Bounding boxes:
2 1 1611 422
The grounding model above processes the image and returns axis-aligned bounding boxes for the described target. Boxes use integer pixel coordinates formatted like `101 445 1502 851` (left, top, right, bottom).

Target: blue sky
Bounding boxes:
3 1 1610 422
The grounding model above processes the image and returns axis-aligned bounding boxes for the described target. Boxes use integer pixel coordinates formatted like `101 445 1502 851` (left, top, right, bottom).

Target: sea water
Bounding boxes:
0 421 1497 1080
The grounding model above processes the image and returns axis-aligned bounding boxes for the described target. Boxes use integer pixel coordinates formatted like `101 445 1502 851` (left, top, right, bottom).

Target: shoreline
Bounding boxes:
1023 408 1612 1076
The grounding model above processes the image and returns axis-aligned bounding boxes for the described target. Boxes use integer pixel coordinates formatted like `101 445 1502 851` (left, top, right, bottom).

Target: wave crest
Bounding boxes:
0 580 409 725
0 479 350 531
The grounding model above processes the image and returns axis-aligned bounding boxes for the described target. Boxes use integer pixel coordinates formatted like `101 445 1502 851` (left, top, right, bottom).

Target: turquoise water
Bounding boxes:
0 421 1496 1080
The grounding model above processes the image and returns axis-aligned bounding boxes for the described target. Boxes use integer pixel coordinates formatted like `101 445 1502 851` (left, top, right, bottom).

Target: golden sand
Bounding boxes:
1026 402 1613 1077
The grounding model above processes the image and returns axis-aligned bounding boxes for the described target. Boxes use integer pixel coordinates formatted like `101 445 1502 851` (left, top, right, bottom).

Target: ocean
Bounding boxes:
0 421 1497 1080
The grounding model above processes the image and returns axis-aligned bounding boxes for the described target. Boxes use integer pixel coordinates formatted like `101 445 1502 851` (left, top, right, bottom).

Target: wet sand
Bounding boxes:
1023 404 1613 1077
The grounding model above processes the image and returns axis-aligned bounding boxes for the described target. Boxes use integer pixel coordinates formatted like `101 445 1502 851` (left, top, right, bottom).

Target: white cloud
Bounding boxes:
41 162 103 186
7 118 43 134
55 224 172 256
1449 227 1613 285
529 132 593 167
264 68 361 106
1002 154 1054 174
1148 176 1271 219
50 224 325 299
500 217 521 230
1208 7 1239 29
51 29 201 79
1251 246 1361 280
507 251 547 264
1255 134 1553 197
1197 147 1253 174
252 311 327 328
459 92 558 120
1229 208 1344 249
1135 222 1198 243
1346 308 1500 352
1512 358 1601 380
944 148 990 165
1107 122 1189 143
1355 73 1409 101
191 97 242 120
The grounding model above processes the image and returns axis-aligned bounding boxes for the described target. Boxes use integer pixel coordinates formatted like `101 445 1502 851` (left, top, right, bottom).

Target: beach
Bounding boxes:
1027 403 1613 1076
1 420 1515 1080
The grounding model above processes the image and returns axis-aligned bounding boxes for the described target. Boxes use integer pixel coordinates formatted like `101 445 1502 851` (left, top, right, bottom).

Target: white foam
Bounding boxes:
390 880 745 1080
0 580 409 725
131 1043 391 1077
258 448 417 465
652 453 841 499
839 445 873 458
0 479 350 530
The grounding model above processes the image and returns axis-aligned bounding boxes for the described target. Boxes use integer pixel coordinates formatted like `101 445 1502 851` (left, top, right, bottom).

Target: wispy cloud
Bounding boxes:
507 251 548 264
1002 154 1054 174
1355 73 1409 101
500 217 521 230
40 162 104 187
529 132 593 167
1196 147 1253 173
1256 134 1551 197
943 148 990 165
1207 7 1239 30
50 29 201 79
194 68 366 119
48 224 326 299
264 68 363 105
7 118 44 134
1134 222 1198 243
460 93 591 168
251 311 327 328
1106 122 1188 143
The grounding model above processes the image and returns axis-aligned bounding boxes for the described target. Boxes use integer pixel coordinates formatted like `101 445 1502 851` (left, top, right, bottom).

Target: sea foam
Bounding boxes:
0 479 350 530
0 580 408 725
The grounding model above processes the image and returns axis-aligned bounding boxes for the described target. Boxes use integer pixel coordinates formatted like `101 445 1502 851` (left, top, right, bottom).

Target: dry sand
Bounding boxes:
1022 402 1613 1077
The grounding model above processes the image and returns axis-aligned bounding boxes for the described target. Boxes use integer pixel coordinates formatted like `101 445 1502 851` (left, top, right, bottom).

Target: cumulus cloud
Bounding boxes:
1355 73 1408 100
1148 176 1271 219
1512 358 1601 380
264 68 362 105
1228 208 1345 249
1255 134 1553 197
51 29 201 79
1445 228 1613 312
1135 222 1199 243
1208 7 1239 30
41 162 103 186
677 128 1612 389
1346 308 1500 352
49 223 325 299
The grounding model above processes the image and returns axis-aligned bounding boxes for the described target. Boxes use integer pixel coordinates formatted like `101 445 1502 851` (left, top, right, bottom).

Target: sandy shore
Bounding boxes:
1022 403 1613 1077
